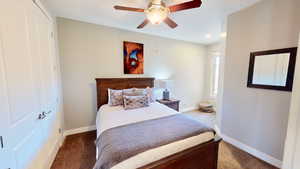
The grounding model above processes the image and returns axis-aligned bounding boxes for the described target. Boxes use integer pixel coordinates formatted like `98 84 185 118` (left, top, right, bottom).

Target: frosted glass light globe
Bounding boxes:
145 5 170 24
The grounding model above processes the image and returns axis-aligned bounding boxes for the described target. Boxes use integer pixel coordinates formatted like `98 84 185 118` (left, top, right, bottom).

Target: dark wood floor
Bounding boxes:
51 131 278 169
51 131 96 169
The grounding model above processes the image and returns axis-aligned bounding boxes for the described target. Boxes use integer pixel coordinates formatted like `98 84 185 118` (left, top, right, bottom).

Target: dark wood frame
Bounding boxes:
95 78 154 110
95 78 222 169
247 47 297 91
138 137 221 169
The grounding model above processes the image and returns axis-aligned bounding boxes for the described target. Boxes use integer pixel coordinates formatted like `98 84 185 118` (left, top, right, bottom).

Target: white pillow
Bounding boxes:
146 87 157 103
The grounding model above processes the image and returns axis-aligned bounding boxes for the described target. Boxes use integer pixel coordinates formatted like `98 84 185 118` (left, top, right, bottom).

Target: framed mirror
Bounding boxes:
247 47 297 91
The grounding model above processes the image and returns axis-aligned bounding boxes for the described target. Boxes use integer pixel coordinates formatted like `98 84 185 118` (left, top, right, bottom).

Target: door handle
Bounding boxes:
38 112 46 120
0 136 4 149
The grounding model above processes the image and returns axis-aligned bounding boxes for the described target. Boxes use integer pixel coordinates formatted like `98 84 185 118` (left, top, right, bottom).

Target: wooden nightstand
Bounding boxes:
157 99 180 111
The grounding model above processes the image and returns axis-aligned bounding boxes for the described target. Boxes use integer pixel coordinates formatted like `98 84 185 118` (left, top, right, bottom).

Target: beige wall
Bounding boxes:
222 0 300 164
57 18 208 130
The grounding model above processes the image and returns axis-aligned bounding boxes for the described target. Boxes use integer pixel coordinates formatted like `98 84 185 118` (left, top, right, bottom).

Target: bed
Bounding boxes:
95 78 222 169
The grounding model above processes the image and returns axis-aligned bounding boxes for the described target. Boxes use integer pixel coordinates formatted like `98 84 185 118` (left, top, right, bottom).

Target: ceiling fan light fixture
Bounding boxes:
114 0 203 29
145 5 170 24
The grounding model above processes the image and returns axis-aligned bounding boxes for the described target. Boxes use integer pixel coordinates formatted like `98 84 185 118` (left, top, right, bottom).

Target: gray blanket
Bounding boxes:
93 114 215 169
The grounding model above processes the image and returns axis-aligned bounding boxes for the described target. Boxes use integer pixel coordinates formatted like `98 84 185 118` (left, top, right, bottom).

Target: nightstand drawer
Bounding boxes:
165 102 179 111
157 99 180 111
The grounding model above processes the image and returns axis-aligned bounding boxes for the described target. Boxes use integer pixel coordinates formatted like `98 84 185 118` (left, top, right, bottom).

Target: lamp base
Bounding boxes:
163 89 170 100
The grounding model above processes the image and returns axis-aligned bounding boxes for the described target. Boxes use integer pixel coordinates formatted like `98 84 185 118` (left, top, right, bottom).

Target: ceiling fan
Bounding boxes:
114 0 202 29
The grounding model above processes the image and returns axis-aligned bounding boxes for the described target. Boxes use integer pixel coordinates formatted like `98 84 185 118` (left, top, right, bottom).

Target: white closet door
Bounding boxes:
0 20 15 169
0 0 45 168
35 8 58 144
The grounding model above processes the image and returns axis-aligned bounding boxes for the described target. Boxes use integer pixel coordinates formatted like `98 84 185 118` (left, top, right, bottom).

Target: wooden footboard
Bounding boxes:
138 136 222 169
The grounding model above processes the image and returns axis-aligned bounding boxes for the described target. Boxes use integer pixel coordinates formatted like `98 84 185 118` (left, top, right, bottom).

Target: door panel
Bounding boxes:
0 0 44 168
0 12 10 136
0 151 15 169
0 15 14 169
13 128 44 169
1 1 39 124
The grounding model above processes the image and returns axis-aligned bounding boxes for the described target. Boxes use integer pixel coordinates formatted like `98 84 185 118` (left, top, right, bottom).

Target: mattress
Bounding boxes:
96 102 215 169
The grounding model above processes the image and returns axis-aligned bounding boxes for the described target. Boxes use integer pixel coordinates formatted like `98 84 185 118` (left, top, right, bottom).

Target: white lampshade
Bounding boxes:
159 80 167 89
155 79 172 89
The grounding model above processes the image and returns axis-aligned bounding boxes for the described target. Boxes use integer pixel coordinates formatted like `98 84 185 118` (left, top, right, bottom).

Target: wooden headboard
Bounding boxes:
95 78 155 109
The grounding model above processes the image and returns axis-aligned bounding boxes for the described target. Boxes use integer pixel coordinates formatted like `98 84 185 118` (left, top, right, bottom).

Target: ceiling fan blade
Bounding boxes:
164 17 178 28
114 5 144 12
168 0 202 13
137 19 149 29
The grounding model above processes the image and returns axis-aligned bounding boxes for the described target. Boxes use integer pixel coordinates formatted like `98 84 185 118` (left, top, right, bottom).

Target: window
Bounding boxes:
211 56 220 98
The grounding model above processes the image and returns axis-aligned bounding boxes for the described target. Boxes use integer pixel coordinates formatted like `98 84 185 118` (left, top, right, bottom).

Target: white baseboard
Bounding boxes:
63 125 96 136
214 124 221 135
181 106 198 113
221 134 282 168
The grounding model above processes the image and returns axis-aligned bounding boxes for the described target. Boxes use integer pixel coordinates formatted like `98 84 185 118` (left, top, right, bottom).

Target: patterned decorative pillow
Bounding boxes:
108 89 123 106
123 95 150 110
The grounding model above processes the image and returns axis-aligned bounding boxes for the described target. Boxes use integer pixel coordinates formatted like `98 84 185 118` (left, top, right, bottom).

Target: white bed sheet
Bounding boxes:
96 102 215 169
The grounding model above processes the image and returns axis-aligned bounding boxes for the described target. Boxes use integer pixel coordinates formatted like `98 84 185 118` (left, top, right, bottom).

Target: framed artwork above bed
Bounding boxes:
123 41 144 74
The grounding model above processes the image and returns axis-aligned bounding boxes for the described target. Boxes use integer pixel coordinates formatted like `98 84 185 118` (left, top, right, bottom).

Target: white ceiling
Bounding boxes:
44 0 261 44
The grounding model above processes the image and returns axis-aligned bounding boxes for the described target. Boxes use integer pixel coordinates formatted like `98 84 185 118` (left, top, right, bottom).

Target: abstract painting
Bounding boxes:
123 41 144 74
